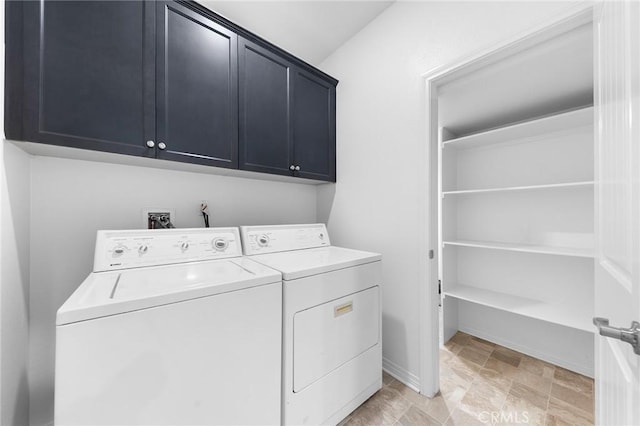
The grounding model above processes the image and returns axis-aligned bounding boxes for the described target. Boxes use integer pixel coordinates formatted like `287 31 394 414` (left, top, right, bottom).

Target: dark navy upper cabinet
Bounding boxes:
6 1 338 182
238 38 294 177
238 37 337 182
16 0 155 157
156 2 238 168
292 68 336 182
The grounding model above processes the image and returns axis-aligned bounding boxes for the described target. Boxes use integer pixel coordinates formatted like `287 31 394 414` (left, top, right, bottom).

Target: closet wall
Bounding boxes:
438 20 595 376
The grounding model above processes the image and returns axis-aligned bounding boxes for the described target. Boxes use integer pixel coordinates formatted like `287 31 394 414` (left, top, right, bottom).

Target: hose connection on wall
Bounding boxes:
201 202 210 228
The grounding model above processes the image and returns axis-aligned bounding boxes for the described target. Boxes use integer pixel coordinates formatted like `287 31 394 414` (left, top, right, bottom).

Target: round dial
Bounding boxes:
138 244 149 254
257 234 270 247
180 242 189 251
212 238 229 251
112 244 126 257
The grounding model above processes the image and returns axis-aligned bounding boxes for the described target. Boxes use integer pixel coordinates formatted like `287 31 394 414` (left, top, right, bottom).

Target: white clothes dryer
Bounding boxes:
241 224 382 426
55 227 282 426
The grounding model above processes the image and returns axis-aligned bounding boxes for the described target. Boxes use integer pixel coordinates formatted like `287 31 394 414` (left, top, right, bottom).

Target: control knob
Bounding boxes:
257 234 270 247
212 238 229 251
112 244 127 257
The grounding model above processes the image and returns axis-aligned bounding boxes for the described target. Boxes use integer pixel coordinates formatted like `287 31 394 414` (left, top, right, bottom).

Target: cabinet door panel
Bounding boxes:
23 0 154 156
156 2 238 167
238 38 293 175
293 69 336 182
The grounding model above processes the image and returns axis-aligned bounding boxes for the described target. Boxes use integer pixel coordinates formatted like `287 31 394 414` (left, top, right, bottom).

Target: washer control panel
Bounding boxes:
94 227 241 272
240 224 330 255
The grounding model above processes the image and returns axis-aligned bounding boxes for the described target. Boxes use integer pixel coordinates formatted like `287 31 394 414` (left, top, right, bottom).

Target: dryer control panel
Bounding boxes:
93 228 241 272
241 224 330 255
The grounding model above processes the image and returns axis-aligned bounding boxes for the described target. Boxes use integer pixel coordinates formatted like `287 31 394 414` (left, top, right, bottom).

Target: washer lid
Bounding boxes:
56 258 281 325
248 246 381 280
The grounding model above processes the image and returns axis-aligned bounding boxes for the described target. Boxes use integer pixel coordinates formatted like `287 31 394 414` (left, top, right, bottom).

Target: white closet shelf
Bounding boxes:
442 106 593 149
442 181 594 196
444 284 593 333
443 239 594 258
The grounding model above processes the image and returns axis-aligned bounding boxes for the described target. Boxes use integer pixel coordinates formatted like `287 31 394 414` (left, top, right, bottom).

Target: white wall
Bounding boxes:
0 143 31 426
27 156 317 426
317 0 575 388
1 1 33 424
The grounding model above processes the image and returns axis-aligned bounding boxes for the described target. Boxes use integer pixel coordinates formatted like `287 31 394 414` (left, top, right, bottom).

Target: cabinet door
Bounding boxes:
156 2 238 168
292 68 336 182
238 38 294 176
22 1 155 157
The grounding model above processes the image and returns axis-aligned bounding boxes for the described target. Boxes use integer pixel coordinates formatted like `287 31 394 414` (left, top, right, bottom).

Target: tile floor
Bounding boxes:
342 332 594 425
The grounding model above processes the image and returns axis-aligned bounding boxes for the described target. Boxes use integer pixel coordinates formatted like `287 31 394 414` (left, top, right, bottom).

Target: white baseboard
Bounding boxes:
382 357 421 392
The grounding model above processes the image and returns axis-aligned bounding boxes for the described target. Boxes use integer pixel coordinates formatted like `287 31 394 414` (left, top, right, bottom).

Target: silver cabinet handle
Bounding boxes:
593 317 640 355
289 165 295 171
146 140 155 148
294 165 300 171
158 142 167 150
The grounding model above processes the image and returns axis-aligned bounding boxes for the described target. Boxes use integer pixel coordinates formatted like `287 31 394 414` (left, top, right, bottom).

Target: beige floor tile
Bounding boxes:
508 382 548 411
346 404 398 426
450 332 472 347
468 336 496 354
518 355 555 380
544 414 576 426
444 340 465 355
546 397 594 425
443 363 481 392
387 379 431 413
440 367 468 391
458 346 491 367
512 368 552 395
476 367 512 390
371 387 413 419
492 345 523 357
549 383 594 414
445 355 482 383
499 393 547 426
383 370 396 386
458 380 509 418
398 405 441 426
439 374 470 406
346 332 593 426
553 367 593 395
490 348 522 368
426 394 456 424
347 390 408 426
445 408 484 426
440 348 454 363
483 357 520 380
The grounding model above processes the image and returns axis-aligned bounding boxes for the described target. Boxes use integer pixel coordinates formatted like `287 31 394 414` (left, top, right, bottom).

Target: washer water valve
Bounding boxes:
148 212 174 229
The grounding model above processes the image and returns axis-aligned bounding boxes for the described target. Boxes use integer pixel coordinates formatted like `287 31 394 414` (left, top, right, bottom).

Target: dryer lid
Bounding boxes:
249 246 381 280
56 258 281 325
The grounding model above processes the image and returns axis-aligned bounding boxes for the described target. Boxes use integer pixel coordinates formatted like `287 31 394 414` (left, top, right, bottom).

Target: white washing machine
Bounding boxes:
55 227 282 426
240 224 382 426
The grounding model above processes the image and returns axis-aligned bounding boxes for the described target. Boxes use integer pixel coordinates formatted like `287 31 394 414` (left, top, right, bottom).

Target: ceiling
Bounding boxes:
201 1 395 66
